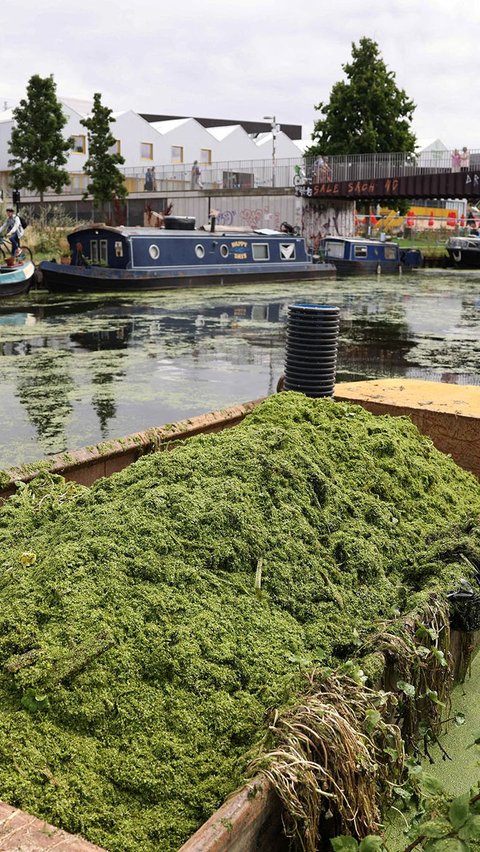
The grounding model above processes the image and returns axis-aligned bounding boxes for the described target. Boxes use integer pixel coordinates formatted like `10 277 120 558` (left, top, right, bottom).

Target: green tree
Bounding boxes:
80 93 128 215
9 74 72 204
306 38 416 157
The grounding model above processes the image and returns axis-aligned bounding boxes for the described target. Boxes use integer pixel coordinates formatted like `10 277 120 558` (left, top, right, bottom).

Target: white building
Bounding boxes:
0 98 304 198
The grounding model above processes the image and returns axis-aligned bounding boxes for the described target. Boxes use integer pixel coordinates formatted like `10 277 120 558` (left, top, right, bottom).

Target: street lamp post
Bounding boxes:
263 115 280 188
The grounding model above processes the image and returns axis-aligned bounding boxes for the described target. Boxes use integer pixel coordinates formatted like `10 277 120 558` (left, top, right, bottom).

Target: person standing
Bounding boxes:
0 207 23 257
451 149 461 172
460 147 470 172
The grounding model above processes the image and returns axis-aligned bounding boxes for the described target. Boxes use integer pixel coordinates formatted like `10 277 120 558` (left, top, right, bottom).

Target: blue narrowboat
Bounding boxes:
38 217 335 293
319 236 423 276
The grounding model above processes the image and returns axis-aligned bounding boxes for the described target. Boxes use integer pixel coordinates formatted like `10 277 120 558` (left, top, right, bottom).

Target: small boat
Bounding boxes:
319 236 423 276
446 235 480 268
0 258 36 297
38 217 336 293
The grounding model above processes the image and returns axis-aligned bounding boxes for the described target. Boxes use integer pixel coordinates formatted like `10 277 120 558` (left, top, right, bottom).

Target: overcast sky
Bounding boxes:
2 0 478 149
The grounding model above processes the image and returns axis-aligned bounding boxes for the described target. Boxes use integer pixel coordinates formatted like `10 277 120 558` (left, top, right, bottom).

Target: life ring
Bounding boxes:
452 250 462 263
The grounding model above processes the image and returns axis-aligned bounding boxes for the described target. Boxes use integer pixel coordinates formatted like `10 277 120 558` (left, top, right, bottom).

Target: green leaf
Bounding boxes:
331 836 359 852
426 689 445 707
449 793 470 829
365 708 381 732
416 644 431 659
419 819 451 837
431 648 447 667
424 840 469 852
420 773 446 796
20 687 50 714
458 814 480 841
358 836 384 852
397 679 416 698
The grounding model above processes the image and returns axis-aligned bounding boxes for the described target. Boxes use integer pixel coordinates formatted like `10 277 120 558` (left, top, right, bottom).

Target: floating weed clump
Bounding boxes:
0 392 479 851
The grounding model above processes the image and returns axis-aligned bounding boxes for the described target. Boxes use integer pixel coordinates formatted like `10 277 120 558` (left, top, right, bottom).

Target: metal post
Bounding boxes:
263 115 279 188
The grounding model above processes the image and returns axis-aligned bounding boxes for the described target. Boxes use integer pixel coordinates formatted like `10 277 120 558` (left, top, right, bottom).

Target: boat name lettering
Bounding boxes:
231 241 248 248
347 181 376 194
233 252 247 260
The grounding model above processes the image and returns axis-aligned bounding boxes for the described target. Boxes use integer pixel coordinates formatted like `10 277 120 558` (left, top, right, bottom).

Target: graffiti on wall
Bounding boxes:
301 201 355 252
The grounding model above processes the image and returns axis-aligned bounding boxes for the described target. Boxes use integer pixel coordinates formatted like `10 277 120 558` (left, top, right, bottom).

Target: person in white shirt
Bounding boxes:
0 208 23 257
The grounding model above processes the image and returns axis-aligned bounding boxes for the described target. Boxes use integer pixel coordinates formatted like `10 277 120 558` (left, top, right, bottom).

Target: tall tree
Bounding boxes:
9 74 72 204
80 93 128 215
306 38 416 157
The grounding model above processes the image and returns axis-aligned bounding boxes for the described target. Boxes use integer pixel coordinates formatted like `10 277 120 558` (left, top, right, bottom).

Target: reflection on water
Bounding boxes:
0 270 479 468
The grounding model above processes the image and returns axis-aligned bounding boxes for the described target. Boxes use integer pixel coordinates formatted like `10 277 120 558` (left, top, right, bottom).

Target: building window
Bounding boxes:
141 142 153 160
171 146 183 163
200 149 212 165
109 140 121 155
71 135 86 154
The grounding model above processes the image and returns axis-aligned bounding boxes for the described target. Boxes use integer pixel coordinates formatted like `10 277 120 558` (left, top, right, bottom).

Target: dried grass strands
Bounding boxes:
249 674 404 852
362 593 453 748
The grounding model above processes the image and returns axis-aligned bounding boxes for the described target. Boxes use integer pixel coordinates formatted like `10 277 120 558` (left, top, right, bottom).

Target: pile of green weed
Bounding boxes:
0 392 479 851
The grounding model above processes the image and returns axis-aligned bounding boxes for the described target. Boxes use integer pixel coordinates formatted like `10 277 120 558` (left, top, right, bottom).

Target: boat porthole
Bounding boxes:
220 244 229 258
149 244 160 260
195 244 205 259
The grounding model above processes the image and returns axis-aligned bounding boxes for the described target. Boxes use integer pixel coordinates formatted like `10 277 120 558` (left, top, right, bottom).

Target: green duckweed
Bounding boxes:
0 392 479 851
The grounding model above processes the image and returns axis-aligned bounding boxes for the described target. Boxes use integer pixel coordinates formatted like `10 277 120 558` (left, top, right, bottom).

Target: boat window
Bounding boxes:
149 244 160 260
323 240 344 259
220 244 229 258
280 243 296 261
384 244 397 260
99 240 108 263
90 241 99 263
195 244 205 258
252 243 269 261
354 245 368 258
115 241 123 258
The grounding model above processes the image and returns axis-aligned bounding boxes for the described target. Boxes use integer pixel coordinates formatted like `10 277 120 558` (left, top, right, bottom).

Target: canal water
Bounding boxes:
0 269 479 470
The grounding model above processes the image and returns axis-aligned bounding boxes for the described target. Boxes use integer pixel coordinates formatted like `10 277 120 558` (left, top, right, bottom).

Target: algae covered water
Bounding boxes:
0 270 479 469
0 393 479 851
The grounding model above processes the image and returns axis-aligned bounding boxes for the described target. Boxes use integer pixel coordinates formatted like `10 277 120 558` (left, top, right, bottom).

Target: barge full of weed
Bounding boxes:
0 393 479 851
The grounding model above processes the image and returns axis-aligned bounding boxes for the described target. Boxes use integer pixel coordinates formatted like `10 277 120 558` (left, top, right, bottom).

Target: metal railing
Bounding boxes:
5 149 480 199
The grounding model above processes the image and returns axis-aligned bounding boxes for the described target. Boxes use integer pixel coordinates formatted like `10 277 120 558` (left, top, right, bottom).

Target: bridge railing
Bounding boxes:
8 149 480 199
304 150 480 184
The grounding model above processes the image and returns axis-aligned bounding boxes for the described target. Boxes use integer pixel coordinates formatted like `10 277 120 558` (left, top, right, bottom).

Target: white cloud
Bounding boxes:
1 0 479 149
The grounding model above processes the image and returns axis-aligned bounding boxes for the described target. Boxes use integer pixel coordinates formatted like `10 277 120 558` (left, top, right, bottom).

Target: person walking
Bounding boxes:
191 160 202 189
0 207 23 257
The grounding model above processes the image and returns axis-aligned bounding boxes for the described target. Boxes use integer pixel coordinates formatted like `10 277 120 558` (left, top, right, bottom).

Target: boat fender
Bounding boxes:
452 250 461 263
376 263 381 275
